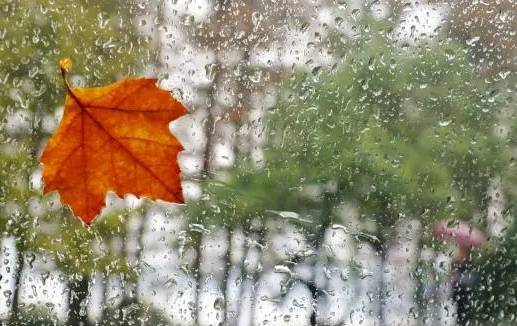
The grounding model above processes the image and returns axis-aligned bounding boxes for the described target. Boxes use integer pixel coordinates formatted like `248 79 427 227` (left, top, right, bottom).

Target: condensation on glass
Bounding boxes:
0 0 515 325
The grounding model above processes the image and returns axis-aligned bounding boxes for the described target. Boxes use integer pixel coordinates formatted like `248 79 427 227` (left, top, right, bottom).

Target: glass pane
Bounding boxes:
0 0 515 325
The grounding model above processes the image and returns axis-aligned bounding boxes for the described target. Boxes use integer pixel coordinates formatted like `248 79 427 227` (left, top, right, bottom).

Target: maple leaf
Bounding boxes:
40 59 188 225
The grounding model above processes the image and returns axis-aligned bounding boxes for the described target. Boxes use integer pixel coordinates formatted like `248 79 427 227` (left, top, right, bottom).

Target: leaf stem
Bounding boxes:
61 67 73 96
59 58 74 97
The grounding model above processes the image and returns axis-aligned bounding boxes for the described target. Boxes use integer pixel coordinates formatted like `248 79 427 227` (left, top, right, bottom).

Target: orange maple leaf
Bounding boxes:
40 59 188 225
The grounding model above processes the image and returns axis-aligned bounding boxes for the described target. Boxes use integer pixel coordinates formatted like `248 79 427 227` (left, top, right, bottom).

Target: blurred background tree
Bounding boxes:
188 21 509 237
186 10 516 325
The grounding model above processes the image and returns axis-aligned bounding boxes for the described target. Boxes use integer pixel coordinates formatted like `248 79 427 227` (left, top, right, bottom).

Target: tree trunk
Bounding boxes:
220 227 232 323
98 274 108 324
68 277 90 325
8 243 24 324
310 193 334 325
115 210 145 323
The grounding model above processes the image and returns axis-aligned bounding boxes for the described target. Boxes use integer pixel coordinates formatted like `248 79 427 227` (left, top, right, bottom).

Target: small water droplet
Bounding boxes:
214 297 224 310
438 120 451 127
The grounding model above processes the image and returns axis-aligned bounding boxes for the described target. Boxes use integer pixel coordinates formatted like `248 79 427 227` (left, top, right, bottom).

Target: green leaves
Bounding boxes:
188 36 510 230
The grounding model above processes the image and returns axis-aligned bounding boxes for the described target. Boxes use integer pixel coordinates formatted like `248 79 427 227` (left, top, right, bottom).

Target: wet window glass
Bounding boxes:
0 0 516 325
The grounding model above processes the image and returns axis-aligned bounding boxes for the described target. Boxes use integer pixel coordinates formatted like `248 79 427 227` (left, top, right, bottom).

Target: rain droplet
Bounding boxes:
214 297 224 310
438 120 451 127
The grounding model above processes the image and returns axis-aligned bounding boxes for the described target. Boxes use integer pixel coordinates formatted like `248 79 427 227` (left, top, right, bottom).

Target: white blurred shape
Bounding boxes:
5 110 32 136
393 4 448 46
254 272 312 326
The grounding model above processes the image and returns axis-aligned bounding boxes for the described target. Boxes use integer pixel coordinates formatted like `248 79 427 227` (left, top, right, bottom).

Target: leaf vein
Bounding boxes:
67 92 181 202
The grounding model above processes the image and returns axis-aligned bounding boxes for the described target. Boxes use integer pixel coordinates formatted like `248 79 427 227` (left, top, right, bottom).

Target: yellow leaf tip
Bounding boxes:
59 58 72 72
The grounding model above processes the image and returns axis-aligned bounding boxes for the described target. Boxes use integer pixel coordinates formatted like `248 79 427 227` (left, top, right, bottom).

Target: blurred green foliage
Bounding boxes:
188 35 510 238
10 301 170 326
185 21 517 324
466 219 517 324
